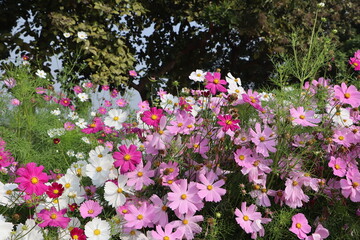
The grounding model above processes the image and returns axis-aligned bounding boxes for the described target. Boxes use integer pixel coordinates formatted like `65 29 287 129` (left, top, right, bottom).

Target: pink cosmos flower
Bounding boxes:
328 156 347 177
242 90 265 112
204 72 227 95
113 144 142 174
124 202 154 229
111 89 119 98
250 123 276 157
151 223 183 240
167 111 195 135
73 85 83 94
141 107 164 127
150 194 169 226
129 70 138 76
187 134 210 159
306 224 329 240
102 85 110 91
290 107 321 127
171 213 203 240
235 202 271 237
59 98 71 107
334 83 360 108
349 57 360 71
284 177 309 208
79 200 103 218
64 122 75 131
234 147 255 168
126 161 155 190
217 114 240 132
332 128 354 147
83 81 93 88
81 117 104 134
340 168 360 202
4 78 16 88
97 107 107 115
116 98 128 107
37 207 70 229
196 171 226 202
10 99 21 106
15 162 49 196
167 179 204 215
104 100 112 107
289 213 311 239
138 100 150 112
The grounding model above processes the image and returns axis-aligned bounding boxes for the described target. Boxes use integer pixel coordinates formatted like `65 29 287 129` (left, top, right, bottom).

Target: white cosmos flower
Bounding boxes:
76 118 87 129
189 69 206 82
86 156 114 187
0 182 18 207
36 69 47 79
0 214 13 240
67 160 88 177
104 109 128 130
50 108 61 116
77 92 89 102
57 173 81 194
327 105 353 127
104 175 132 208
63 32 71 38
81 137 91 144
14 219 43 240
85 217 111 240
77 31 88 40
226 72 242 86
89 146 111 161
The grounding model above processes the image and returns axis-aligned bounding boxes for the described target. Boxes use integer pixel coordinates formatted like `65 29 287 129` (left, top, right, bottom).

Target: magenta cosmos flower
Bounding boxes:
289 213 311 239
79 200 103 218
113 144 142 174
141 107 164 127
334 83 360 108
38 207 70 229
204 72 227 95
290 107 320 127
15 162 49 195
59 98 71 107
217 114 240 132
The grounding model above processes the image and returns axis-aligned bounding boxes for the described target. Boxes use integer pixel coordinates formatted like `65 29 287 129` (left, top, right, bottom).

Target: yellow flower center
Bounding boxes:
226 120 233 125
137 172 143 177
90 123 96 128
241 137 246 141
261 188 267 193
65 183 71 188
353 182 359 188
292 181 298 186
239 155 245 161
197 73 201 77
187 124 193 128
162 205 168 211
6 190 12 195
177 123 183 127
207 185 213 190
299 115 305 119
163 237 170 240
113 116 119 121
151 115 158 120
167 180 173 184
235 89 240 93
213 78 219 84
253 184 260 190
50 213 57 219
158 130 164 135
334 164 341 170
193 144 199 148
31 177 39 184
98 154 103 158
182 219 189 224
122 209 128 214
94 229 101 235
88 209 94 214
344 93 351 99
243 215 249 221
338 136 344 140
130 230 136 235
53 189 59 194
117 188 123 193
53 199 59 204
124 154 131 161
137 214 143 220
181 194 187 200
259 136 265 142
168 168 174 173
73 235 79 239
253 161 259 167
296 223 302 229
96 166 102 172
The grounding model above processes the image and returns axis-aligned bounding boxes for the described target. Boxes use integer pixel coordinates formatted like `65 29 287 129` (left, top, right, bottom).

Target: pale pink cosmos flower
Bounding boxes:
150 194 169 227
124 202 154 229
328 156 347 177
79 200 103 218
284 177 309 209
334 82 360 108
126 161 155 190
187 134 210 159
116 98 128 107
290 106 321 127
151 223 183 240
138 100 150 112
233 147 255 168
10 99 21 106
64 122 75 131
3 78 16 88
332 128 355 147
171 212 204 240
167 179 203 215
340 168 360 202
196 171 226 202
306 223 329 240
250 123 276 157
129 70 137 77
289 213 311 239
235 202 271 237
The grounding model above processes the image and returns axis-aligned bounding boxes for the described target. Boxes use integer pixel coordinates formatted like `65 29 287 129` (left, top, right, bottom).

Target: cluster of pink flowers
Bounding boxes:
0 51 359 239
349 50 360 71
